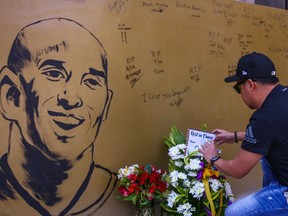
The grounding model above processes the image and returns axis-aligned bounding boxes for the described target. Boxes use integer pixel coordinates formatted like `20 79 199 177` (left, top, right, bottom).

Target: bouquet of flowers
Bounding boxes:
117 164 168 208
161 126 234 216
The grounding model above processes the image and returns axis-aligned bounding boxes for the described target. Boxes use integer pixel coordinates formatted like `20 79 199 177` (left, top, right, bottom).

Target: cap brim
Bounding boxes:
224 75 243 83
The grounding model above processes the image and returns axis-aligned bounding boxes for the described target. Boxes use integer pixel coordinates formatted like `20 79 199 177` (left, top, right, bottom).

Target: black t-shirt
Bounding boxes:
241 84 288 186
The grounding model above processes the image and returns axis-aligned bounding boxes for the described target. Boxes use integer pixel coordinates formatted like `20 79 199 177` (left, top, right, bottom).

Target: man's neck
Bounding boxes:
256 83 279 109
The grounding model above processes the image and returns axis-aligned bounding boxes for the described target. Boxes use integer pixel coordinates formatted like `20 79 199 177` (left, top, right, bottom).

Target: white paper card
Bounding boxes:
186 128 216 156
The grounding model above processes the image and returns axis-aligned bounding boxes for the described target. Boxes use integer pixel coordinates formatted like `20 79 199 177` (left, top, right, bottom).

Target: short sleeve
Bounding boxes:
241 116 274 156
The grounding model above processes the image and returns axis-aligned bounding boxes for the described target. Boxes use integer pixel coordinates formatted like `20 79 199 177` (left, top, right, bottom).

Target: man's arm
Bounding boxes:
213 149 262 178
199 140 262 178
212 129 245 145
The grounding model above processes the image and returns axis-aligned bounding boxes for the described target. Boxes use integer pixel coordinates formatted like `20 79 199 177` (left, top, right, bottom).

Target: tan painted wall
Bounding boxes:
0 0 288 215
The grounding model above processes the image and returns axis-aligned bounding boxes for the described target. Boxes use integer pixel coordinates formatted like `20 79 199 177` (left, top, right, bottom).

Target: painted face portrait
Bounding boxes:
0 18 116 216
2 18 112 159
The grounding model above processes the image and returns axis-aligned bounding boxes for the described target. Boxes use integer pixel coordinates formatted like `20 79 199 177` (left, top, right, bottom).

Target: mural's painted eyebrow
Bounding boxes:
38 59 65 70
89 68 106 78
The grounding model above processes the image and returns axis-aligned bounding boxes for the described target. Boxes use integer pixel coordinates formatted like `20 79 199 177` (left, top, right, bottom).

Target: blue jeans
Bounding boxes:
225 157 288 216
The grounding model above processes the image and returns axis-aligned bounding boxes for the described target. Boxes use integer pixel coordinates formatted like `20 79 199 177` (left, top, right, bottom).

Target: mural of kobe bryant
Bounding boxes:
0 17 117 216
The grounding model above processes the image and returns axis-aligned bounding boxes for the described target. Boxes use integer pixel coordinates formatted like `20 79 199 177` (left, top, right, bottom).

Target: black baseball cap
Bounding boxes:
224 52 277 83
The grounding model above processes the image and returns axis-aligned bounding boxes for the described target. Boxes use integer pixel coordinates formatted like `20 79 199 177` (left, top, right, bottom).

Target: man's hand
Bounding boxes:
198 139 219 163
212 129 238 145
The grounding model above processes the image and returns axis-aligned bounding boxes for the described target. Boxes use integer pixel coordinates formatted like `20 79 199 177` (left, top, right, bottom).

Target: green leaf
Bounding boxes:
164 126 186 149
131 194 138 205
198 212 209 216
162 190 172 198
139 200 149 207
212 188 224 200
163 174 172 186
144 164 152 174
184 151 199 164
160 203 178 213
174 194 186 203
175 186 188 196
163 137 175 148
202 200 209 208
170 125 186 145
120 196 134 202
201 123 207 132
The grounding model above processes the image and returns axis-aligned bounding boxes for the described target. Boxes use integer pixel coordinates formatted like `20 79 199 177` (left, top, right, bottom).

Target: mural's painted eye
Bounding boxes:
83 73 104 90
41 70 65 81
84 78 103 90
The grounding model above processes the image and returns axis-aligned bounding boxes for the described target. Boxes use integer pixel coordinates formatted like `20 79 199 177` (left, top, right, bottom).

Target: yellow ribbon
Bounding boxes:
217 191 223 216
202 166 220 216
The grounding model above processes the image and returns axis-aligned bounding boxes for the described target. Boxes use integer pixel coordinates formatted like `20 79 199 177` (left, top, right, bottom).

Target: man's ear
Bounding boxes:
102 89 113 121
0 66 22 121
247 79 256 91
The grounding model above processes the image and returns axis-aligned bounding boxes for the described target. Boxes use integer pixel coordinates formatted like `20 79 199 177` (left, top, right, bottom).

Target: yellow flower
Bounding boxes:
203 165 220 179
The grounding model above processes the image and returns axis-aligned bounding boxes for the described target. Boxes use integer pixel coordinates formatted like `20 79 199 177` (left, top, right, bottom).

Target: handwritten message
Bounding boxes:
186 129 215 156
238 33 253 56
175 1 205 18
209 30 233 58
106 0 129 14
125 56 143 88
140 1 168 13
189 64 203 82
141 86 190 107
151 50 164 74
213 0 237 27
118 23 132 43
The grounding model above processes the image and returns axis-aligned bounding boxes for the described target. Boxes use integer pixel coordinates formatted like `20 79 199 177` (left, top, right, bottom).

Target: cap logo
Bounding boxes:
271 71 276 76
242 70 248 75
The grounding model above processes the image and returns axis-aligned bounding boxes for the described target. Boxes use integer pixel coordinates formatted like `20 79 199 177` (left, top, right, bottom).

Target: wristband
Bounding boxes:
234 131 238 143
210 155 221 166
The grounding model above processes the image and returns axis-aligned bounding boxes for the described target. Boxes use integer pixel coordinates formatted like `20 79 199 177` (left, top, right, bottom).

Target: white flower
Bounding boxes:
224 182 232 196
167 191 178 208
168 146 181 160
175 161 183 167
177 203 192 213
187 171 197 177
117 164 139 178
177 143 187 150
209 178 223 192
184 158 202 171
183 211 193 216
177 172 187 181
169 170 180 187
224 182 235 202
183 180 191 187
117 166 131 178
189 180 205 199
169 170 179 182
171 181 178 187
129 164 139 172
168 144 186 160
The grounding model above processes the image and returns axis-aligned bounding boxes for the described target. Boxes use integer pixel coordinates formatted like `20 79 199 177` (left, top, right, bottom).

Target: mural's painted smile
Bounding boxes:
48 111 84 130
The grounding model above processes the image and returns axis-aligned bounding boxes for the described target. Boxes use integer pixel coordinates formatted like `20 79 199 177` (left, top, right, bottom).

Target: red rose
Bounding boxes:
128 173 137 183
148 184 157 194
149 172 159 184
118 186 131 197
157 181 167 192
139 171 149 185
128 183 140 194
